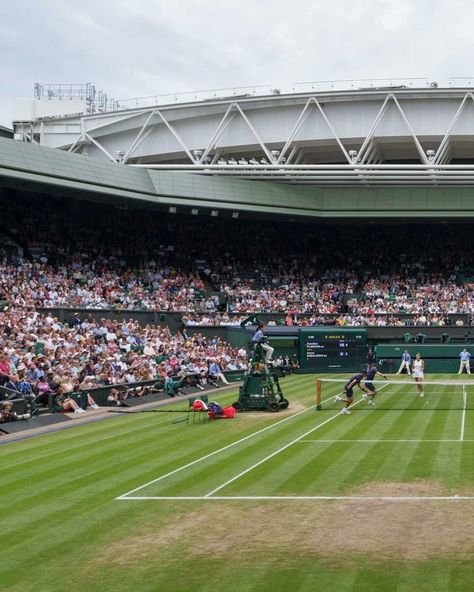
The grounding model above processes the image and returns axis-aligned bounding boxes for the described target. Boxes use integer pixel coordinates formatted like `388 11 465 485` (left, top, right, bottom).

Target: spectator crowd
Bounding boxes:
1 193 474 324
0 307 249 412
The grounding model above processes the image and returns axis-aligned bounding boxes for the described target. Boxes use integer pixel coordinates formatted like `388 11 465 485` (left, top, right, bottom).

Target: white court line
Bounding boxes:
298 439 474 443
203 385 390 498
116 390 337 500
460 385 467 442
118 495 474 501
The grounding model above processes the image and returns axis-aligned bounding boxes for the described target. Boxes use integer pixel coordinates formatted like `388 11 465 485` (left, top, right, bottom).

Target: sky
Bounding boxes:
1 0 474 127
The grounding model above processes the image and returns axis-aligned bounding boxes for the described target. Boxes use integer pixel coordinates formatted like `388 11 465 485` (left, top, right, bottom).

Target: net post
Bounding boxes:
316 378 322 410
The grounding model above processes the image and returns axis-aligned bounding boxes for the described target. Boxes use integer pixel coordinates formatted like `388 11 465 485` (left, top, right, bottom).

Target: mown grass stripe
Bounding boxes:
117 390 333 499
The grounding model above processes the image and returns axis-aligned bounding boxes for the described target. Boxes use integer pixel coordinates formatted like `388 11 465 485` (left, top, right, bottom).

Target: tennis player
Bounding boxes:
335 368 367 415
362 363 388 405
412 352 425 397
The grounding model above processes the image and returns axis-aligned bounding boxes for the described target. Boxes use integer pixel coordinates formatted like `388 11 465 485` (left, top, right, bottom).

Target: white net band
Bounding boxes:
318 378 473 387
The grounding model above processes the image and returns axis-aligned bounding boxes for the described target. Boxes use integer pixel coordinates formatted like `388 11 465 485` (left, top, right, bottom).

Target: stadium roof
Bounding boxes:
0 125 13 139
2 136 474 219
14 84 474 187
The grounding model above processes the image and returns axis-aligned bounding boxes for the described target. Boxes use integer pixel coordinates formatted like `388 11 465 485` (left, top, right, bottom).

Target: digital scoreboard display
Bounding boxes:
299 328 367 372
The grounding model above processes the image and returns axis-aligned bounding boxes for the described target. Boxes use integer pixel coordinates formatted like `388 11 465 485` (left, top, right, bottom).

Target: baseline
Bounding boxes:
118 495 474 501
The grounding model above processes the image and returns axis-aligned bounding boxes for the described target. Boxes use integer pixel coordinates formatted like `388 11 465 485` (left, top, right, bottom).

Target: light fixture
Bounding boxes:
271 150 280 159
191 208 198 215
349 150 358 161
169 206 177 214
249 158 259 165
211 210 219 217
232 212 239 219
192 150 203 160
260 158 268 164
227 158 237 165
238 158 248 165
426 149 435 161
217 158 226 165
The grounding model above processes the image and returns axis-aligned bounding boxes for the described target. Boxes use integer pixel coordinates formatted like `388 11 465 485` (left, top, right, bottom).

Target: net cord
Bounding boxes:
317 378 474 387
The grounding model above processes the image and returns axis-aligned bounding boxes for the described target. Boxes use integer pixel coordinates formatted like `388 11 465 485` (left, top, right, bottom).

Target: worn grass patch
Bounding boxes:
96 486 474 566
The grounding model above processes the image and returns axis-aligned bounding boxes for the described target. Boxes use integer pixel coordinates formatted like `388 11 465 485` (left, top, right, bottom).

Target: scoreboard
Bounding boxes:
299 328 367 372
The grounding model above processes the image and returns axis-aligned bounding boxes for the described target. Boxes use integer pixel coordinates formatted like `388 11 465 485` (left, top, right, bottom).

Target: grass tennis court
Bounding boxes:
1 373 474 592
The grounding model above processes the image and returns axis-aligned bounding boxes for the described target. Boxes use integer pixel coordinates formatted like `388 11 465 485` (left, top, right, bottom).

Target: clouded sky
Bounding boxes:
1 0 473 127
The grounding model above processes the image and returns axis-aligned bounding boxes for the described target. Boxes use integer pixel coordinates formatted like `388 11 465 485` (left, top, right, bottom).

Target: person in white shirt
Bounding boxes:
412 353 425 398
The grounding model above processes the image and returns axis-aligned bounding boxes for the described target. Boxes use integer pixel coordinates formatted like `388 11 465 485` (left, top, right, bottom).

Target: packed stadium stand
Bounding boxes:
1 190 473 321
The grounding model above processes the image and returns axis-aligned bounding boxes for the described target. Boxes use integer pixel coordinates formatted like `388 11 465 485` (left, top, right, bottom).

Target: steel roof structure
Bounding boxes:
13 82 474 187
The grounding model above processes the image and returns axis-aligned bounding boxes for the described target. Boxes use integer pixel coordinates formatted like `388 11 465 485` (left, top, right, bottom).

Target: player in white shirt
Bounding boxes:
412 352 425 398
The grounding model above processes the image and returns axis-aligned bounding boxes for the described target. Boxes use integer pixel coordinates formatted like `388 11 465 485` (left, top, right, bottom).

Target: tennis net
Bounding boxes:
315 378 473 411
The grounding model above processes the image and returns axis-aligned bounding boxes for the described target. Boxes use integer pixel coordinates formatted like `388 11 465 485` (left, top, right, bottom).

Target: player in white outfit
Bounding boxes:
412 352 424 398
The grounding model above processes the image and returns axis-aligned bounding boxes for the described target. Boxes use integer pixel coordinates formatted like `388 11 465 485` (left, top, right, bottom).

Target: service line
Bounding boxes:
203 385 390 498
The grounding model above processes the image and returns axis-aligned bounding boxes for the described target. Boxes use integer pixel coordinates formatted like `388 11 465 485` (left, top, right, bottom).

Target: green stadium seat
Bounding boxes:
416 333 427 344
441 333 451 344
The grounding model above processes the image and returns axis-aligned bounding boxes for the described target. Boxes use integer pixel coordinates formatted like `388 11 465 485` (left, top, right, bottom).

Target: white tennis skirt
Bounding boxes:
413 371 424 379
